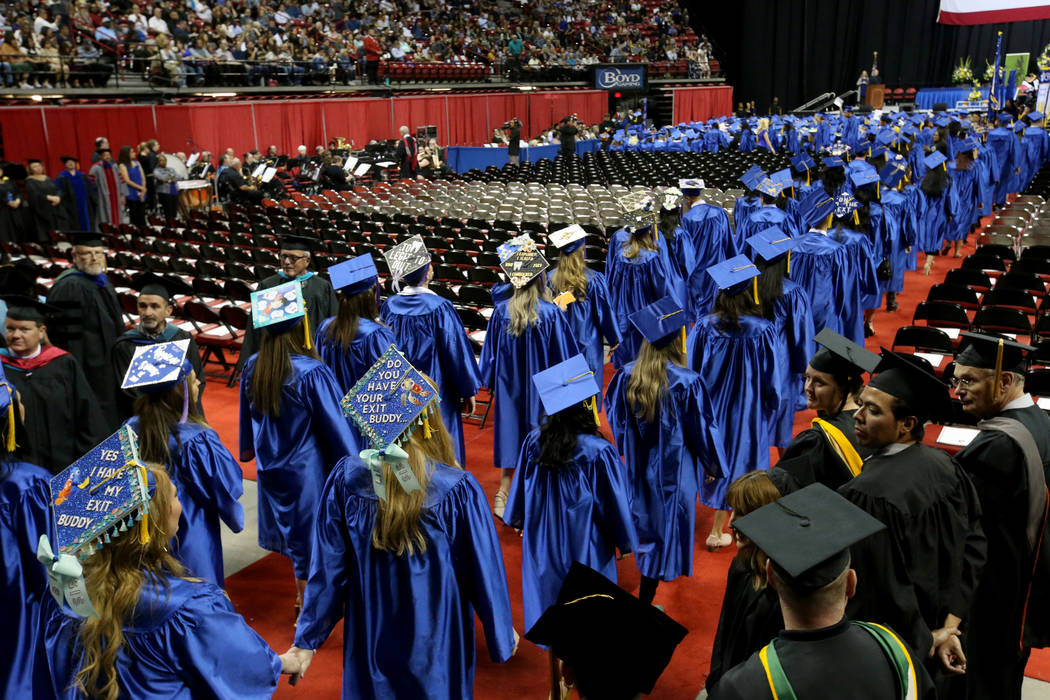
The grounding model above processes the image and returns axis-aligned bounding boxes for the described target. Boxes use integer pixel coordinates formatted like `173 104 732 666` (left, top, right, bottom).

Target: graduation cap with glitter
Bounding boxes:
382 235 431 290
533 354 602 425
498 233 550 288
678 178 704 197
250 279 312 349
548 224 587 254
833 192 861 224
37 426 153 617
707 255 761 305
618 192 658 232
661 187 685 211
330 254 379 295
342 346 440 499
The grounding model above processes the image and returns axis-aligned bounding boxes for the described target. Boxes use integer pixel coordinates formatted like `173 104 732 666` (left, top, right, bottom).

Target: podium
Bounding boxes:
865 84 885 109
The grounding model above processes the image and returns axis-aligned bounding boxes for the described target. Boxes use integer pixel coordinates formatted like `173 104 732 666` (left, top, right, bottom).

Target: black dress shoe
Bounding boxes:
864 322 875 338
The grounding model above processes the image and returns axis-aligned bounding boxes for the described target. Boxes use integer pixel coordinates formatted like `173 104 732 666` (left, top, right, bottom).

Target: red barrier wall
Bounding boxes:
0 90 609 166
671 85 734 124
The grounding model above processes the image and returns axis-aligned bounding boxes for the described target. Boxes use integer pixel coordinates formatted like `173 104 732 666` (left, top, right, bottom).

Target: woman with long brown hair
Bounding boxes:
239 280 358 621
122 339 243 587
43 437 289 699
285 350 518 697
606 295 726 607
479 234 580 517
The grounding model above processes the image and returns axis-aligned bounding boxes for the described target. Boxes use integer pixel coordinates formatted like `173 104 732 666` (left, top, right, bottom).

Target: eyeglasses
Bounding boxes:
279 253 309 263
949 375 982 389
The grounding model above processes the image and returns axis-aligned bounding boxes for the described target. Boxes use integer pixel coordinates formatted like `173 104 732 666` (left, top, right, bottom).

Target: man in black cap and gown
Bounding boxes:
111 273 205 421
840 350 987 685
950 333 1050 699
710 483 937 699
46 231 124 432
0 296 105 473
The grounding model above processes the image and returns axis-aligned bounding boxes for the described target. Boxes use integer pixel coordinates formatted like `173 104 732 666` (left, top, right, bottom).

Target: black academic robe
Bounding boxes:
46 270 126 433
237 273 338 367
1 348 107 474
706 558 783 691
710 617 937 700
111 325 206 422
839 444 987 658
24 177 71 244
775 409 872 491
954 402 1050 700
0 179 24 245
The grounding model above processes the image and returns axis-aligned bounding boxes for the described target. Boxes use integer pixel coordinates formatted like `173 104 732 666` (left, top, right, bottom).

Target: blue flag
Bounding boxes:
989 31 1004 120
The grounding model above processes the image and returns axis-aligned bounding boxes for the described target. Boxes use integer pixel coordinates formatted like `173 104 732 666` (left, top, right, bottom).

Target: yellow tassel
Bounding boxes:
786 251 791 275
588 396 600 428
302 308 312 350
423 414 433 439
853 211 859 226
5 403 13 453
825 213 833 230
680 325 687 354
138 465 151 544
806 172 810 187
752 277 759 305
993 338 1004 403
877 183 880 198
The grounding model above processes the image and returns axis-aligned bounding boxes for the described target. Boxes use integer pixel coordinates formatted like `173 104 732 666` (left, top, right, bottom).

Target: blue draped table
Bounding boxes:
446 140 600 173
914 86 989 110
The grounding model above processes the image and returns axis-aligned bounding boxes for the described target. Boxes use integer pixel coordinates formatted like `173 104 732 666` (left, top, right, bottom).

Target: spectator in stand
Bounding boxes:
362 30 380 84
148 6 170 34
0 30 32 88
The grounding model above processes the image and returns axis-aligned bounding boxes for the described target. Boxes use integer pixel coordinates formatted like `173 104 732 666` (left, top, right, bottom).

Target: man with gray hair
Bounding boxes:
396 125 417 179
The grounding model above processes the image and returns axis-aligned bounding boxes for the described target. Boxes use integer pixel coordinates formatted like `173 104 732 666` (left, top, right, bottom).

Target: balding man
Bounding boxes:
396 125 417 179
218 157 263 204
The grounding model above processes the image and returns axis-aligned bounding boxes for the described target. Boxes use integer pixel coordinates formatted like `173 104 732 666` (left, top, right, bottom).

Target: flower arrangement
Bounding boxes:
968 84 983 101
984 61 1004 83
952 57 974 85
1038 43 1050 71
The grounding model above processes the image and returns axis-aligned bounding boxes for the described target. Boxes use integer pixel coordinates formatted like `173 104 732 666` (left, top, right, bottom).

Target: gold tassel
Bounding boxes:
5 402 14 453
806 171 810 187
853 211 859 226
423 414 433 439
877 183 880 198
588 396 600 427
825 213 833 230
302 308 312 350
680 325 687 354
752 277 759 305
786 251 791 275
138 465 151 544
993 338 1004 403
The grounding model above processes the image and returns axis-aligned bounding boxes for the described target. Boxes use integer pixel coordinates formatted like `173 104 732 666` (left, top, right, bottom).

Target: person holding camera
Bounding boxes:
506 118 522 165
559 116 578 157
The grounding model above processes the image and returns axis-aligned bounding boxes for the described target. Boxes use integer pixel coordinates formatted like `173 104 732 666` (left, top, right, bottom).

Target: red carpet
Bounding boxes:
200 218 1050 697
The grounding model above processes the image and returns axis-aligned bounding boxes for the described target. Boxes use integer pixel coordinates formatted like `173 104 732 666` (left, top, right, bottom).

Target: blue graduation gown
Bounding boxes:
879 191 910 294
770 280 815 448
0 460 55 700
380 291 482 467
550 269 621 407
732 196 761 246
831 228 880 333
504 431 638 630
917 184 956 253
987 127 1018 205
736 204 802 243
687 315 782 510
606 362 726 581
947 163 980 242
316 316 398 448
294 457 516 699
126 419 244 587
681 203 736 319
790 231 853 339
478 300 580 469
239 354 358 578
45 576 281 699
53 170 91 231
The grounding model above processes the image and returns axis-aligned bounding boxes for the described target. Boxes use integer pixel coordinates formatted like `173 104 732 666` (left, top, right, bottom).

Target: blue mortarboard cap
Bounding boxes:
823 156 844 169
382 235 431 286
811 196 836 223
49 426 151 561
549 224 587 253
678 178 704 196
120 339 192 394
628 295 689 346
740 164 766 190
532 354 600 416
960 137 979 153
771 169 793 187
329 254 379 295
998 112 1013 123
850 167 880 189
911 114 927 126
706 254 761 294
1029 111 1044 121
1014 121 1026 133
250 280 306 331
789 153 813 172
924 150 947 170
901 124 918 138
746 226 794 263
498 233 549 288
755 177 786 198
934 116 950 127
879 162 906 188
342 345 440 450
833 192 860 219
875 130 895 146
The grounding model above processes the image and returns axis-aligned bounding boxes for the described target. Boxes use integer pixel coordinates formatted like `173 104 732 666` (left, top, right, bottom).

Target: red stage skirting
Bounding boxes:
0 89 609 166
671 85 734 124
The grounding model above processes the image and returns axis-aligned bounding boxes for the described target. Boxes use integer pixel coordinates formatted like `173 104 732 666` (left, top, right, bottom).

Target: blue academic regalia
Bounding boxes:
45 576 281 699
770 280 815 448
917 183 957 253
681 203 736 319
880 191 910 294
987 127 1018 206
239 353 358 579
294 457 516 699
738 128 756 151
736 205 802 243
504 431 637 630
125 419 244 587
831 227 880 332
380 291 482 467
54 170 91 231
478 299 580 469
976 145 997 217
947 163 980 242
732 196 761 245
550 269 621 406
604 234 681 369
0 460 55 700
790 231 853 339
688 314 782 510
606 362 726 581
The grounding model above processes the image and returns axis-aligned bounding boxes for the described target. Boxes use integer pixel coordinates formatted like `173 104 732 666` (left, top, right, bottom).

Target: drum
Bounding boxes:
177 179 211 216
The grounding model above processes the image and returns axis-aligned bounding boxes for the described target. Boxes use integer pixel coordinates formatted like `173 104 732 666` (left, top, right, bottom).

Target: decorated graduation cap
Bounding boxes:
746 226 795 272
382 235 430 289
120 339 195 423
924 150 948 171
879 160 907 189
629 295 689 350
739 164 766 191
955 332 1035 401
809 327 880 389
661 186 685 211
131 272 193 300
678 178 704 196
867 348 953 423
618 191 658 232
532 353 601 424
707 254 761 305
755 177 785 199
250 279 312 349
833 191 861 224
497 233 550 288
732 482 885 592
548 224 587 254
525 562 688 699
342 346 440 500
37 426 153 617
330 253 379 296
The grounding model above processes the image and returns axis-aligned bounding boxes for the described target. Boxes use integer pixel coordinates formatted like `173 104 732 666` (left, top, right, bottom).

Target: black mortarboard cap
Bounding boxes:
131 272 193 300
278 234 318 252
867 348 953 422
68 231 108 247
525 563 687 698
0 261 40 296
809 328 880 384
732 483 886 592
1 294 61 323
955 331 1033 374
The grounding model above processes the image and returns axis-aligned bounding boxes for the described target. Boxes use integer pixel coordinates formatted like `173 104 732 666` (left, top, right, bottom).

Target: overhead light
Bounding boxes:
30 94 42 102
516 85 536 91
427 87 451 92
196 92 238 97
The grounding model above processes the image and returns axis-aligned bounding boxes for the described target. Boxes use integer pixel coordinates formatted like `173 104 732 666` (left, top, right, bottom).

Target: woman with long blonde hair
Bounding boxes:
479 235 580 517
285 356 518 698
239 280 358 622
606 295 726 607
45 459 289 699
